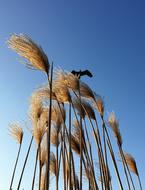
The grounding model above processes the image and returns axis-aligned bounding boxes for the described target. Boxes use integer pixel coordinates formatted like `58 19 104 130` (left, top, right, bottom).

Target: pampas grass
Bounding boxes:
7 33 143 190
124 153 142 190
7 34 49 74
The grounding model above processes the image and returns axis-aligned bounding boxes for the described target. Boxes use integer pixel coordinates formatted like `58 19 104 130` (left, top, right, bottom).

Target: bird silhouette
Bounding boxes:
71 70 93 79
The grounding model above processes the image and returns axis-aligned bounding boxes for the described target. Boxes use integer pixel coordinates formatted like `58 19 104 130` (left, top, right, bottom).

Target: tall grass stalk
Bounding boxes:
9 141 22 190
17 136 33 190
45 63 53 190
69 103 72 190
31 144 40 190
100 117 123 189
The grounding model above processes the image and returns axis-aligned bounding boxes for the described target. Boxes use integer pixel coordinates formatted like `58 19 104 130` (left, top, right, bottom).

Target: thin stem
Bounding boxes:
119 146 131 190
9 142 22 190
78 82 83 190
102 119 110 189
56 142 59 190
120 149 136 190
39 146 42 190
61 139 67 190
83 118 98 190
69 103 72 190
31 145 39 190
94 119 108 189
107 140 123 190
58 142 62 178
71 152 77 190
138 174 142 190
17 136 33 190
45 62 53 190
101 120 124 190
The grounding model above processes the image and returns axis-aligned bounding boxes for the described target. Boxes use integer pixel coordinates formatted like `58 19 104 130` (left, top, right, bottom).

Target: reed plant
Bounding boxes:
7 33 143 190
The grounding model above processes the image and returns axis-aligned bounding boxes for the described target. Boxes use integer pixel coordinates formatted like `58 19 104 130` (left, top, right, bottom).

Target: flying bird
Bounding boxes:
71 70 93 79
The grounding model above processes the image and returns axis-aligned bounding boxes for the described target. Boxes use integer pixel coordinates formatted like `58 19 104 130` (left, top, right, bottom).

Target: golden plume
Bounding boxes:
72 98 85 118
124 153 138 175
8 34 49 74
50 152 57 176
51 123 61 147
53 80 71 103
29 92 43 127
79 81 95 99
9 123 23 144
108 112 122 147
81 99 96 120
39 146 47 167
34 85 57 101
93 95 104 117
55 69 79 91
32 108 48 145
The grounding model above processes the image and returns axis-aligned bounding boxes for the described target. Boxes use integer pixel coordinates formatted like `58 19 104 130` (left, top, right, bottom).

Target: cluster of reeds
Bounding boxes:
7 34 142 190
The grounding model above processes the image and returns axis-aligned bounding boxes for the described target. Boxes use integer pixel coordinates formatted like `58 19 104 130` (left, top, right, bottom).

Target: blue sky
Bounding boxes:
0 0 145 189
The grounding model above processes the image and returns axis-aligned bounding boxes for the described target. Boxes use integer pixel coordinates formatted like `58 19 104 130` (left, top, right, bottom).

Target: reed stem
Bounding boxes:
17 136 33 190
9 142 22 190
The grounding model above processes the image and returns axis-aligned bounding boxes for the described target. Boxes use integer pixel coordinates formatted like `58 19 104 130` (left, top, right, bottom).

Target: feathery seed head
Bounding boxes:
71 134 80 155
73 119 81 129
81 100 96 120
79 82 95 99
93 95 104 117
53 80 71 103
55 69 79 91
39 146 47 167
51 103 66 124
51 123 61 147
124 153 138 175
39 107 49 128
50 152 57 176
29 92 43 127
32 115 47 145
72 98 85 118
35 85 57 101
9 123 23 144
108 112 122 147
8 34 49 74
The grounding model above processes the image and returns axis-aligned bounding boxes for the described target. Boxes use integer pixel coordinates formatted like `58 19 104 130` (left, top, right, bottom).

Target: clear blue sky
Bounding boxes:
0 0 145 189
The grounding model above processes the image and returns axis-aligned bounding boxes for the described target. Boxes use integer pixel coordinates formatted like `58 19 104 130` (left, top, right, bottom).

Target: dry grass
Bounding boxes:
8 34 49 74
9 123 23 144
7 33 143 190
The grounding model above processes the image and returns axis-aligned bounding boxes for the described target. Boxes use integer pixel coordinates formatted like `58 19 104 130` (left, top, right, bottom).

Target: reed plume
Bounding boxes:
79 81 95 99
29 92 43 127
73 98 96 120
53 80 71 103
7 34 49 74
35 84 57 101
9 123 23 144
54 69 79 91
31 107 48 190
124 153 142 190
50 152 57 176
93 95 104 118
124 153 138 174
108 112 122 147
